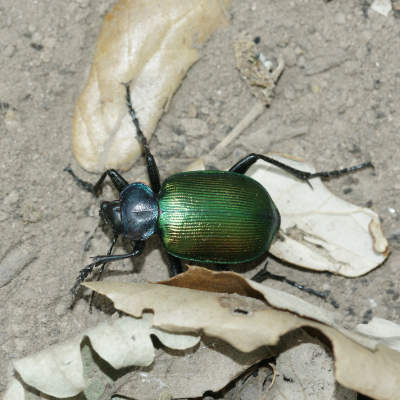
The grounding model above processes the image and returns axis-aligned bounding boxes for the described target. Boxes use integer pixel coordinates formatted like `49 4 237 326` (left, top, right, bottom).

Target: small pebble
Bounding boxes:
0 242 36 287
21 204 41 223
3 190 19 206
281 47 297 67
0 210 8 222
297 55 306 68
4 44 16 57
179 118 208 138
370 0 392 16
335 13 346 24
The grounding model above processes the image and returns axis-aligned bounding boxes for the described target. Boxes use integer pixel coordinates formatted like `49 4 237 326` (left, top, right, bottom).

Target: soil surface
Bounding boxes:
1 0 400 398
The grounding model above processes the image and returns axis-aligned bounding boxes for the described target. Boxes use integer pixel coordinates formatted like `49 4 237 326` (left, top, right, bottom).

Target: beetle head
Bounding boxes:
100 200 123 235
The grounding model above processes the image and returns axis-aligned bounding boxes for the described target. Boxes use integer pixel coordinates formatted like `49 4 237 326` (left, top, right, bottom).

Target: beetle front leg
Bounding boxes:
124 83 161 194
65 167 129 195
71 240 145 295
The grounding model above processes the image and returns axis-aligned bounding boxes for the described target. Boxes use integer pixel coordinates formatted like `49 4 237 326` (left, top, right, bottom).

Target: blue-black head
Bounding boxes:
100 183 159 241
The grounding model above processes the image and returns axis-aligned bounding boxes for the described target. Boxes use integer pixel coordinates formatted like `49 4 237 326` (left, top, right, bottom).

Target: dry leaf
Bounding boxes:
7 314 199 399
73 0 231 172
357 317 400 352
6 268 400 399
271 342 356 400
248 156 389 276
82 267 400 400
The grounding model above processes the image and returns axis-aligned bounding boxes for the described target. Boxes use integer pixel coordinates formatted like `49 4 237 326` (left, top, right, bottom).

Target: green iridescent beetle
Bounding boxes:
68 84 373 294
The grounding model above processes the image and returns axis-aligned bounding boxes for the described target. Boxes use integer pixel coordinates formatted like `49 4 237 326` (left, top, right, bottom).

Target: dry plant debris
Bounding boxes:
72 0 231 172
6 268 400 400
210 34 285 155
234 33 284 106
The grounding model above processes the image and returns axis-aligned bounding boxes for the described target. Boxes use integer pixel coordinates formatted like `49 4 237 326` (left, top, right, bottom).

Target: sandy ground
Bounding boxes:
1 0 400 398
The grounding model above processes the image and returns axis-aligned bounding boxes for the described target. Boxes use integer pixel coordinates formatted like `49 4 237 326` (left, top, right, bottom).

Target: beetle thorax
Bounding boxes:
119 183 159 241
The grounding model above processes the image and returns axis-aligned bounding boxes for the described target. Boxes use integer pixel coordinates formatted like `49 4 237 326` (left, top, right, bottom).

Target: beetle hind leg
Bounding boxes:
251 262 329 300
229 153 373 182
167 254 183 277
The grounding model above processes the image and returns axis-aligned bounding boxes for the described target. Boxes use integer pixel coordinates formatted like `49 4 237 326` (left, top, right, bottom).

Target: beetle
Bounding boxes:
68 84 373 294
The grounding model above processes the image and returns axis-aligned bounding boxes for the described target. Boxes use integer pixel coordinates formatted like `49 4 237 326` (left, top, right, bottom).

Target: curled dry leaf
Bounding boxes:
73 0 231 172
7 313 199 399
82 267 400 400
248 156 389 276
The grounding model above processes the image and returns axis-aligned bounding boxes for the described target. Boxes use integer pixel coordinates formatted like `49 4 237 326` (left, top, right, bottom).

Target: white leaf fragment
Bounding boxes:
357 317 400 352
9 315 199 398
248 156 388 276
370 0 392 16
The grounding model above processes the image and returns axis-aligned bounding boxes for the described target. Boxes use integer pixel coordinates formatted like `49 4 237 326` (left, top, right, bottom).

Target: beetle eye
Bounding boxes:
100 201 122 234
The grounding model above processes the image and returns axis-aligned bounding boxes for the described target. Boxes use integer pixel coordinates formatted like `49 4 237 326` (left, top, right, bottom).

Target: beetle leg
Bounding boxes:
167 254 184 277
65 167 128 195
71 240 145 295
229 153 373 182
251 262 329 299
88 235 118 311
124 82 161 194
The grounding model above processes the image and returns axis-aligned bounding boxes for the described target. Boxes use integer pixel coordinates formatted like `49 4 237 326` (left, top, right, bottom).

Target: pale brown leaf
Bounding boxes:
73 0 231 172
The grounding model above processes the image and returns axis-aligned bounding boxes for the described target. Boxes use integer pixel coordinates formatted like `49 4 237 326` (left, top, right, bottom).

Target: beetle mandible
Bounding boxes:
69 84 373 294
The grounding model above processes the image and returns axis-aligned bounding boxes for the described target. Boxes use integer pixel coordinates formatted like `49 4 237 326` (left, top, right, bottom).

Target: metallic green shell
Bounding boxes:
158 170 280 263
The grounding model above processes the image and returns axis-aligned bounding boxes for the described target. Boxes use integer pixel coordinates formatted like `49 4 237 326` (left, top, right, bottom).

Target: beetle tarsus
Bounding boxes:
64 166 96 194
251 262 329 300
229 153 374 184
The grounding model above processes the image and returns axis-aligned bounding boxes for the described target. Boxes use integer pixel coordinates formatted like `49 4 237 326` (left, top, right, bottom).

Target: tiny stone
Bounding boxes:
0 210 7 222
282 47 297 67
43 37 56 49
284 86 296 100
32 32 42 43
3 190 19 206
186 104 198 118
335 13 346 24
21 204 41 223
343 187 353 195
179 118 208 138
297 55 306 68
310 84 320 94
370 0 392 16
294 46 304 55
76 0 91 6
87 204 98 217
4 109 17 126
0 242 36 287
4 44 16 57
55 301 68 316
